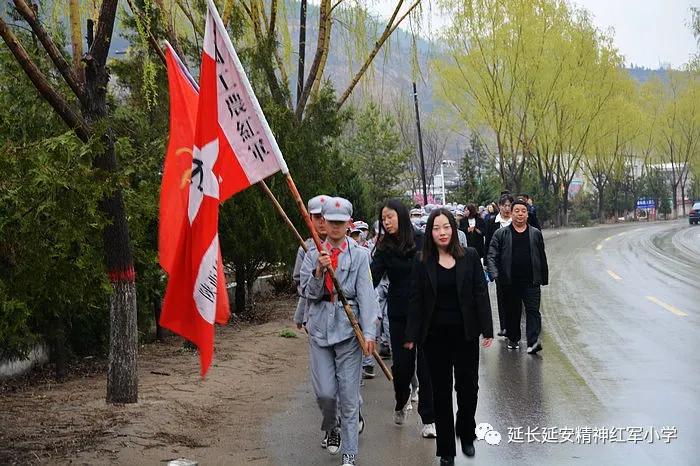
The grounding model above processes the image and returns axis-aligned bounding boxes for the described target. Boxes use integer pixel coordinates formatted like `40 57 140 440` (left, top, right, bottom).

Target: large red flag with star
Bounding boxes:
160 0 289 377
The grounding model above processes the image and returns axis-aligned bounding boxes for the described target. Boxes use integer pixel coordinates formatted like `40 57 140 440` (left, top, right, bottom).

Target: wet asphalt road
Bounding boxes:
266 220 699 465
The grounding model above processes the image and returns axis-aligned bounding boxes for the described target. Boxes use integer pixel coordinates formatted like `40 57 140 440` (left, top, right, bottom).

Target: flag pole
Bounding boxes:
256 181 306 247
206 0 391 381
285 174 393 382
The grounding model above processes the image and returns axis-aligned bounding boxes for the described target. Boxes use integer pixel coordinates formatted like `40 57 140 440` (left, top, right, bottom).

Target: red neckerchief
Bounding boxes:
324 239 347 301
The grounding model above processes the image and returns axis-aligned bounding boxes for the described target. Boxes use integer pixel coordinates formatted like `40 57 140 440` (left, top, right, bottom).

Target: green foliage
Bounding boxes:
659 197 672 216
0 284 35 360
454 134 503 206
339 102 411 216
279 328 298 338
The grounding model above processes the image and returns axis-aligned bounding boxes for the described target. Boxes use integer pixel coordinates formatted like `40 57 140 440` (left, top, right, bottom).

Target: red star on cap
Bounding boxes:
335 201 341 208
320 197 326 203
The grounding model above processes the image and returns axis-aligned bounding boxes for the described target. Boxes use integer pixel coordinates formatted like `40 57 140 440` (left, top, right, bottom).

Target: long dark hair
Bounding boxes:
376 199 415 255
422 208 464 262
466 203 478 219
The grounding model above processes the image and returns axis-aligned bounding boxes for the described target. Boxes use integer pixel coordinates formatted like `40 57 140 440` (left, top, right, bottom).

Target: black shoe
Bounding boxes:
507 339 519 350
497 329 507 337
326 427 341 455
461 439 475 457
362 365 375 379
379 344 392 359
439 457 455 465
527 340 543 354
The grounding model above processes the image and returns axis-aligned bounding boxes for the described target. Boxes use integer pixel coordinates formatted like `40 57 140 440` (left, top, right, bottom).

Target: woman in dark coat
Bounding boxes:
371 199 435 437
405 208 493 465
460 203 487 259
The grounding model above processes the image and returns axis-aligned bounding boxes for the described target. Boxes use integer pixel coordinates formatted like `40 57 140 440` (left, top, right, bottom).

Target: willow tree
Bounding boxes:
658 71 700 216
531 8 622 225
434 0 574 193
0 0 138 402
582 78 640 222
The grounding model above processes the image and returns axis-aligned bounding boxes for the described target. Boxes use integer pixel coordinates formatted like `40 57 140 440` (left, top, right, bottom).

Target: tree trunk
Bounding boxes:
561 184 571 227
106 279 138 403
84 31 139 403
234 261 247 315
68 0 84 81
153 293 165 342
48 316 68 380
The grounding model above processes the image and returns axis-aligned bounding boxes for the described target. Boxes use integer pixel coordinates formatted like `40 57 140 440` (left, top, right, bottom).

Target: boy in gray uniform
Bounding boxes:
293 194 329 328
301 197 380 466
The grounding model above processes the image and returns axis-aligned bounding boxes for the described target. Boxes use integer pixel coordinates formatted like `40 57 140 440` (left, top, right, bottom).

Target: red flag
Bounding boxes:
159 44 198 274
159 43 230 377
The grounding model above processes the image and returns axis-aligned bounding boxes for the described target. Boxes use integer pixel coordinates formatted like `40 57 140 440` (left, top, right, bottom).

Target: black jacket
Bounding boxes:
484 216 504 255
459 216 487 258
527 205 541 230
486 225 549 286
371 247 416 320
406 248 494 345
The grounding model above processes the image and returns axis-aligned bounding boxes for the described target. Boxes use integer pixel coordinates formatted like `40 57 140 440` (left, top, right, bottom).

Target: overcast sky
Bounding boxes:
369 0 698 69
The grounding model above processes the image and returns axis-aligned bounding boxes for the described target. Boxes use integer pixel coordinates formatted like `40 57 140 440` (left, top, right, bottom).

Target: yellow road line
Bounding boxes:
607 270 622 280
596 244 603 251
604 236 612 242
645 296 688 317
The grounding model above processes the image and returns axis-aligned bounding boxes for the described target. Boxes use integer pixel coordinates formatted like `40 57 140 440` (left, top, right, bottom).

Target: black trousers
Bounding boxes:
424 326 479 457
495 280 507 332
502 283 541 347
389 317 435 424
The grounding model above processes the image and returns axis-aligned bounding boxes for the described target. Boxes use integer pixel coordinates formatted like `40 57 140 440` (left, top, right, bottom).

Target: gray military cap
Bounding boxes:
308 194 330 215
322 197 353 222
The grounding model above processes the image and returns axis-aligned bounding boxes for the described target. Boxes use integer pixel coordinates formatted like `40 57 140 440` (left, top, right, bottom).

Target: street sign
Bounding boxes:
636 198 656 209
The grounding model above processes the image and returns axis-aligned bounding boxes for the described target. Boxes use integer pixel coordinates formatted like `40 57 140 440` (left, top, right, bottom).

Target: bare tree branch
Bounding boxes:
336 0 421 109
295 0 331 120
124 0 167 65
12 0 86 105
0 16 91 141
88 0 119 67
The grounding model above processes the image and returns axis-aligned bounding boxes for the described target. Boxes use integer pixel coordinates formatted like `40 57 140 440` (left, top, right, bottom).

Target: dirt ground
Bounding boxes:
0 294 308 465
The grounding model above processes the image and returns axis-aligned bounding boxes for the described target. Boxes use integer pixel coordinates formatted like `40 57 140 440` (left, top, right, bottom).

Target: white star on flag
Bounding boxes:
188 138 220 223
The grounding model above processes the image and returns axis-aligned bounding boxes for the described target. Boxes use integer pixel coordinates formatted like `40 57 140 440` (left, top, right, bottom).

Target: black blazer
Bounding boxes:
371 230 424 320
459 216 487 258
406 247 494 345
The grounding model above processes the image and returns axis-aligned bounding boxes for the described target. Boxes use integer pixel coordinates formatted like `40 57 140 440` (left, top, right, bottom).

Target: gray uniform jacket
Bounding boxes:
300 238 380 347
293 238 315 325
457 229 468 247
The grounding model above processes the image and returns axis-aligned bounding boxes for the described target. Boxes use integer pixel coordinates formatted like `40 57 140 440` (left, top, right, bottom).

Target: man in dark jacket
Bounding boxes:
518 193 541 230
484 194 514 337
486 199 548 354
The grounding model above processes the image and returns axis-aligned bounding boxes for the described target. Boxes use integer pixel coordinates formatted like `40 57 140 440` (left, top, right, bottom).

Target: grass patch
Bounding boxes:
278 329 298 339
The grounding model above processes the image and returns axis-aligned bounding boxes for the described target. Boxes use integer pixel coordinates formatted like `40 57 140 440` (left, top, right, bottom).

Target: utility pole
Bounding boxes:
412 81 428 205
296 0 307 105
440 160 447 205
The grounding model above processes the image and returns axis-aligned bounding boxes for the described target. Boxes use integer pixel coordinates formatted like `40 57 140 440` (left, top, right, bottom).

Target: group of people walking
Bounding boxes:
292 191 549 465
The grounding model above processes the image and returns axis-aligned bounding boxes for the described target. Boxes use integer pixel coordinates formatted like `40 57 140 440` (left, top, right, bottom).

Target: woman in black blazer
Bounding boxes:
405 208 493 465
460 203 487 259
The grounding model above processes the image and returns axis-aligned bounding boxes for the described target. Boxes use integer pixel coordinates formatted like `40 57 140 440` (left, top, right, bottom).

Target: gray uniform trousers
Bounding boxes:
309 335 362 452
301 239 379 456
